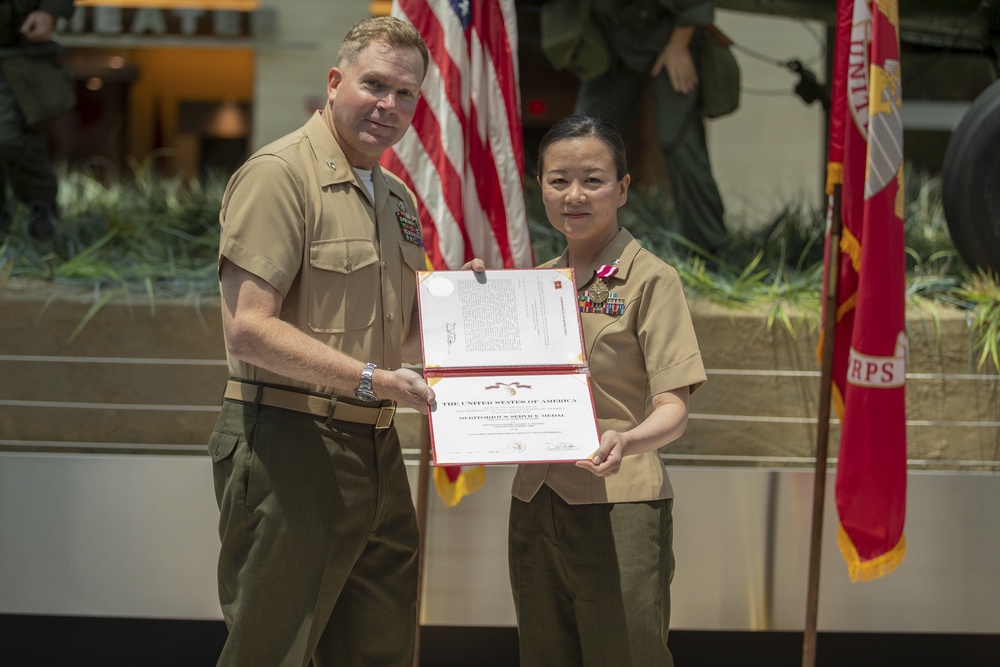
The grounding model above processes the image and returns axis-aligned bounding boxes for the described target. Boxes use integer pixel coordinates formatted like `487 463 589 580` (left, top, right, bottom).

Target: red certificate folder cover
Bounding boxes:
417 268 601 466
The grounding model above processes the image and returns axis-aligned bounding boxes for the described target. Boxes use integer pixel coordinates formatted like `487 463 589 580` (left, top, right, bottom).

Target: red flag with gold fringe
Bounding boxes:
824 0 908 582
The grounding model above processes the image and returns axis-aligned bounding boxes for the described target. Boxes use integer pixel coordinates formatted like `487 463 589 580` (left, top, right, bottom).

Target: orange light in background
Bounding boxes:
207 95 249 139
368 0 393 16
527 98 547 116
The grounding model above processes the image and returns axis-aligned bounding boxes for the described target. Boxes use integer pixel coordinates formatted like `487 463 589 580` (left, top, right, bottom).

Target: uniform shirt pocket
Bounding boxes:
308 238 379 333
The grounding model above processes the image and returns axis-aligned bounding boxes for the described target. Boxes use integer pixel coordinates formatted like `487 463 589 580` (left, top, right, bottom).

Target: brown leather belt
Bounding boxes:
223 380 396 429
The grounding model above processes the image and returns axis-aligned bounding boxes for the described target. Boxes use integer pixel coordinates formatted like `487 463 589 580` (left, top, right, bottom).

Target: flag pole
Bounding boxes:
414 415 432 667
802 185 842 667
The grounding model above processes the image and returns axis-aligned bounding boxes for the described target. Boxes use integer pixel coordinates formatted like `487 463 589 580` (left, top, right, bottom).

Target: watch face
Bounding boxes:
355 390 379 403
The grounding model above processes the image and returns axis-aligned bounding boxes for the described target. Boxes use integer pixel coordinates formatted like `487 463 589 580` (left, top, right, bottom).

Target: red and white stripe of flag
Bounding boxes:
381 0 533 270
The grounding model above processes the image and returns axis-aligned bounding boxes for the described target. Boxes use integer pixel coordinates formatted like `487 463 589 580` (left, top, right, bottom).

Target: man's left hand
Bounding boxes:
379 367 436 414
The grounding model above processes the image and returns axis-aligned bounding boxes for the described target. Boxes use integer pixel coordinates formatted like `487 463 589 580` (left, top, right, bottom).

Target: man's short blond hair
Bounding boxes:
338 16 429 80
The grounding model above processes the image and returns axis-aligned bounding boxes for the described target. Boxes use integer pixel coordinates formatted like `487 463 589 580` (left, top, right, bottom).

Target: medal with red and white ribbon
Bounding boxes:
588 264 618 304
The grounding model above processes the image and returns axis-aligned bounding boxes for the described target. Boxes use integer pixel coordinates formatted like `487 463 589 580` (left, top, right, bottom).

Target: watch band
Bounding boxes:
355 362 378 401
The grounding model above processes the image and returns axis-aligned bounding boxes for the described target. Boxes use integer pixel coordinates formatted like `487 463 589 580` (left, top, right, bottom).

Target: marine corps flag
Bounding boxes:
823 0 908 582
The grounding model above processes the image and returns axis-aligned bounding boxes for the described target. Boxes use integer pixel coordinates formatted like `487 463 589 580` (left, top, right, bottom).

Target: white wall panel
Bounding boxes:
3 453 998 634
709 11 827 222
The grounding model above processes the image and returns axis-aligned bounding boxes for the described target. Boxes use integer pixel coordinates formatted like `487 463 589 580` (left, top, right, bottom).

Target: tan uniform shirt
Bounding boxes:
512 228 706 504
218 111 427 394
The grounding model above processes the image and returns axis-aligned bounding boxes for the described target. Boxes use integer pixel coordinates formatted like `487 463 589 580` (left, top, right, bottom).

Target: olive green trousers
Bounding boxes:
0 70 59 219
210 399 419 667
509 484 675 667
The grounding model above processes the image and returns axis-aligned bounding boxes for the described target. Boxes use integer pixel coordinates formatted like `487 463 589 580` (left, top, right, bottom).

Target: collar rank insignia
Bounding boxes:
395 200 422 246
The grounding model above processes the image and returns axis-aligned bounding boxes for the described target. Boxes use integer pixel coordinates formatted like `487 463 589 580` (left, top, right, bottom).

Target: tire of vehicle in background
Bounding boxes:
941 77 1000 273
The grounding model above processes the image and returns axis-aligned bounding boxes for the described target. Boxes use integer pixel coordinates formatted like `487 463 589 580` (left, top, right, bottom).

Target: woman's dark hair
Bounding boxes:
535 114 628 181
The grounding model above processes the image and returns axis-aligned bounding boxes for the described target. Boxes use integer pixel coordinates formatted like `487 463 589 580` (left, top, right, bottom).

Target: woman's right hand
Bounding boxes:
576 430 625 477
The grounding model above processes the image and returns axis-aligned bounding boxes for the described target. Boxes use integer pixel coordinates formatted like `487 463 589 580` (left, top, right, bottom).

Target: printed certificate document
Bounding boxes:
417 268 601 465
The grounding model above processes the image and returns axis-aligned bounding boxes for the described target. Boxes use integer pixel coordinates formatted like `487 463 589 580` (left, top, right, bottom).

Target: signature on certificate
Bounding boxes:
446 323 457 352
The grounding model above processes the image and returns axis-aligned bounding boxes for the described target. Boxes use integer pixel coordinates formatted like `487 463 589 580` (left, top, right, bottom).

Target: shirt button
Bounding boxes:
344 261 352 272
386 313 394 321
382 261 388 268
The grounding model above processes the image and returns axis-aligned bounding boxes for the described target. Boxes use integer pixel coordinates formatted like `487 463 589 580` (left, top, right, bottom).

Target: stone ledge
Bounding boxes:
2 278 997 468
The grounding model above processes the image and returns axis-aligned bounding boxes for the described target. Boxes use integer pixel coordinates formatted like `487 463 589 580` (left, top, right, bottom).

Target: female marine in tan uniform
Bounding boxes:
509 115 707 667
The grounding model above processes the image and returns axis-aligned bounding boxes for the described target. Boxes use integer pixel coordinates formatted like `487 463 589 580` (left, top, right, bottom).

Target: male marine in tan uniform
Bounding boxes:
207 17 434 667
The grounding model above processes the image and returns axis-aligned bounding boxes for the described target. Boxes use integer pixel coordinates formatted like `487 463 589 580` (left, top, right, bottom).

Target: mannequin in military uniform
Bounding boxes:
573 0 729 256
0 0 75 240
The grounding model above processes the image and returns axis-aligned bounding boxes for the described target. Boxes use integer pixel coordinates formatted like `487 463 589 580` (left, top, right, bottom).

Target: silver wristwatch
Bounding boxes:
355 362 378 402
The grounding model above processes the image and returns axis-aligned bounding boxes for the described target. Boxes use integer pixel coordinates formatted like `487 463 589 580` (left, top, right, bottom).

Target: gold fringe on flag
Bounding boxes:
433 465 486 507
815 330 824 369
820 222 860 375
814 295 852 414
839 225 862 273
830 381 845 421
837 525 906 582
825 162 843 196
836 290 857 322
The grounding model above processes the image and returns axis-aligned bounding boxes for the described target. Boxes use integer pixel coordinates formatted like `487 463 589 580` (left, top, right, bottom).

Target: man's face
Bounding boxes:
326 40 425 169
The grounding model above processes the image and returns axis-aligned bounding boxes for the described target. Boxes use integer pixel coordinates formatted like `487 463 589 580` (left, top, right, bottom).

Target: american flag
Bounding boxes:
382 0 532 505
380 0 533 270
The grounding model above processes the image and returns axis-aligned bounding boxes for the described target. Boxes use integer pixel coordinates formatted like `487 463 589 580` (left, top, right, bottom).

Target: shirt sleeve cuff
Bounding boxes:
649 350 708 396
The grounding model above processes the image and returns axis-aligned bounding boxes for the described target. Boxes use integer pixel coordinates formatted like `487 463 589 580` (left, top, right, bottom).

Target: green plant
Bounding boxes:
955 270 1000 370
0 238 11 289
5 155 225 297
2 159 998 372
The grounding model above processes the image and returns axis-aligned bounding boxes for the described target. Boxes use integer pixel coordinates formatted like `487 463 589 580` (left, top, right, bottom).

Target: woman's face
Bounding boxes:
538 136 629 248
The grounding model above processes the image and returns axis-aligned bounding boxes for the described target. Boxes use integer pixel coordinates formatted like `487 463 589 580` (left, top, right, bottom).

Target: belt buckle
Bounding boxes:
375 403 396 429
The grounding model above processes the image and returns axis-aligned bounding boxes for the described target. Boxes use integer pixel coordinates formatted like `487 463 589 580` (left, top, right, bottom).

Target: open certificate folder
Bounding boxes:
417 268 601 466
